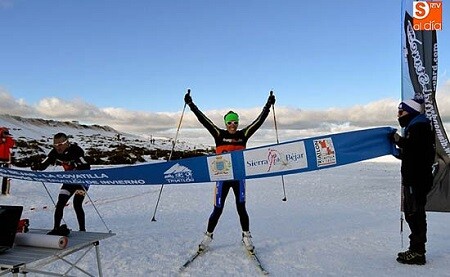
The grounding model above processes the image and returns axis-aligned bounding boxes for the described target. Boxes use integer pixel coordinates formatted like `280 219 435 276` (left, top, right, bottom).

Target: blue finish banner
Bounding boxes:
0 127 396 186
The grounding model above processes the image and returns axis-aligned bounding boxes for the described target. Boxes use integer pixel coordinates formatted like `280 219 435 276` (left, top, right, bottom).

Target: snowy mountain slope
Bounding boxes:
0 114 212 166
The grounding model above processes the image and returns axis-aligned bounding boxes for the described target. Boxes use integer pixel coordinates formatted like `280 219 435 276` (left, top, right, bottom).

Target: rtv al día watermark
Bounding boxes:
413 0 443 30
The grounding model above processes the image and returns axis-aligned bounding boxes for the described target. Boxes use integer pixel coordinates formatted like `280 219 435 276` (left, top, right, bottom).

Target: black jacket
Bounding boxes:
32 143 90 171
395 114 435 188
188 102 271 154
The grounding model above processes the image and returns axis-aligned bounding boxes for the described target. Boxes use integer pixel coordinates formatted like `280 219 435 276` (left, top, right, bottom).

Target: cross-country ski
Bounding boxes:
244 247 269 275
179 249 206 272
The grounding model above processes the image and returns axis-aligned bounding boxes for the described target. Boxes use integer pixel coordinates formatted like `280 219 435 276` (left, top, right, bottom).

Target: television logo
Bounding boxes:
413 1 442 30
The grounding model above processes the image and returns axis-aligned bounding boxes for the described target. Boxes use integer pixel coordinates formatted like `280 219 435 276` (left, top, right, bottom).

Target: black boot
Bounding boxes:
47 224 70 236
396 250 426 265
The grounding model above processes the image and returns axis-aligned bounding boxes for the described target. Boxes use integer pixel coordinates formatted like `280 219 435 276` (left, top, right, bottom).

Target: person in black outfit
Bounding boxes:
185 91 275 252
31 133 91 235
391 98 435 265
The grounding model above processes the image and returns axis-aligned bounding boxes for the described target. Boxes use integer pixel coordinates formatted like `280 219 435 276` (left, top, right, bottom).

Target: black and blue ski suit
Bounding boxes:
32 143 91 231
187 100 271 233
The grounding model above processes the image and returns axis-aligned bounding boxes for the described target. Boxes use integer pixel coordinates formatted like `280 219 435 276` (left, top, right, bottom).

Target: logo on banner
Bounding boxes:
164 163 194 183
413 1 442 30
314 138 336 167
267 148 286 171
207 154 234 181
244 142 307 176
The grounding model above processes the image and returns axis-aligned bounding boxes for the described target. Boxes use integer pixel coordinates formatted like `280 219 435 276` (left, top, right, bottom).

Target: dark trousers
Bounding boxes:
403 185 428 254
54 184 87 231
1 163 10 195
207 180 249 233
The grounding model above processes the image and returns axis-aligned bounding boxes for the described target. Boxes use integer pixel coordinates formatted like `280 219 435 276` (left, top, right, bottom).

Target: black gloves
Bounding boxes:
184 92 192 105
389 130 403 149
267 93 276 106
389 131 401 144
76 162 91 170
30 162 42 171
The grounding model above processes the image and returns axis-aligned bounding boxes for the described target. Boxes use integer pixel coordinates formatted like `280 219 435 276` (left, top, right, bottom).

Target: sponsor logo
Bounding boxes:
164 163 194 183
413 1 442 30
314 138 336 167
267 148 286 171
207 154 234 181
210 155 232 175
244 142 307 176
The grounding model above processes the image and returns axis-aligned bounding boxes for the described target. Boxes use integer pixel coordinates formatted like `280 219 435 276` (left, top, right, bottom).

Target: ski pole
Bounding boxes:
41 181 67 225
41 181 57 206
151 89 189 221
400 185 404 248
270 91 287 202
400 212 404 248
82 185 112 233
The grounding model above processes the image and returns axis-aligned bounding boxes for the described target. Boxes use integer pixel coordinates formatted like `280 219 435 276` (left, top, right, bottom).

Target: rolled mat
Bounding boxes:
14 233 68 249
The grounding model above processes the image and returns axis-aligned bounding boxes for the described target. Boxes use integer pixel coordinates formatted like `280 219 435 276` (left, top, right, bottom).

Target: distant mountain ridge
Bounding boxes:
0 114 213 167
0 114 118 134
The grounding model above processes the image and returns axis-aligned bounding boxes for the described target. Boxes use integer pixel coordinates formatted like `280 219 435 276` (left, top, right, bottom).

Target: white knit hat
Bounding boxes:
398 99 424 114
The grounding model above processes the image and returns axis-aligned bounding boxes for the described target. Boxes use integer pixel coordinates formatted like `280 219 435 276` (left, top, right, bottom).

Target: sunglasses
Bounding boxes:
226 121 239 125
53 140 68 147
398 110 405 116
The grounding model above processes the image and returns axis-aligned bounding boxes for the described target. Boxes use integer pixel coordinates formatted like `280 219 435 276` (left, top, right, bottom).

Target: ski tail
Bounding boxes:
244 247 269 275
179 248 205 272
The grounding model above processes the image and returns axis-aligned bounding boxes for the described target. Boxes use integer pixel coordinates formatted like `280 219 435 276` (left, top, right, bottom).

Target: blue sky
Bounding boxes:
0 0 449 144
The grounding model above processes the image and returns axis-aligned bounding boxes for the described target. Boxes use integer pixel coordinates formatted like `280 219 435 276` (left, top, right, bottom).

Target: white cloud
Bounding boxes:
36 97 100 118
0 88 35 116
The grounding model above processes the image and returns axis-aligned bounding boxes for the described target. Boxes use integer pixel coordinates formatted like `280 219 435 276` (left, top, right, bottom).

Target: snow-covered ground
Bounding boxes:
2 158 450 276
1 115 448 276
